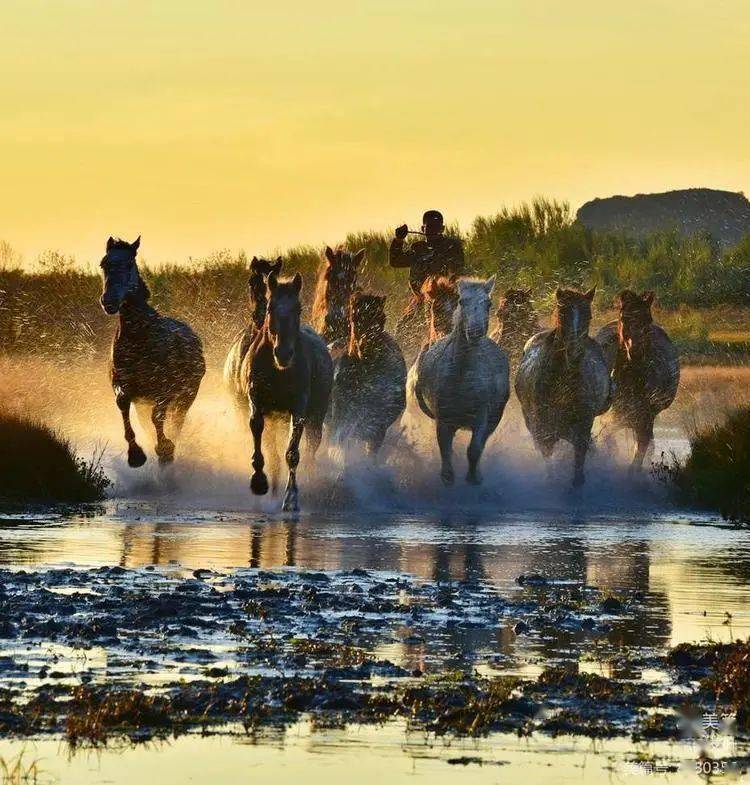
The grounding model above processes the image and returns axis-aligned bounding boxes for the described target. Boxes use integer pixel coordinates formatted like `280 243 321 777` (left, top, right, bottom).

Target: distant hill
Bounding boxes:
576 188 750 246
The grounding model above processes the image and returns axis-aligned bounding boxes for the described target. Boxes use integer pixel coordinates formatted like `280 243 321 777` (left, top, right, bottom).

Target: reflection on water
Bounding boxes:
0 720 747 785
1 506 749 654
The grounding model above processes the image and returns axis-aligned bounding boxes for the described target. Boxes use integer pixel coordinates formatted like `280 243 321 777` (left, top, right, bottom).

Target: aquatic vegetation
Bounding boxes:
656 406 750 522
709 639 750 729
0 412 109 503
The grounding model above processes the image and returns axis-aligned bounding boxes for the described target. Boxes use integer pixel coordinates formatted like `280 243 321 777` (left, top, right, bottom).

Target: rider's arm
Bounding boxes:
389 238 413 268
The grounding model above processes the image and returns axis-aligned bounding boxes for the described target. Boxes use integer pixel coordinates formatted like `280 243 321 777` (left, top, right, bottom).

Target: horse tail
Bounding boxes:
413 345 434 419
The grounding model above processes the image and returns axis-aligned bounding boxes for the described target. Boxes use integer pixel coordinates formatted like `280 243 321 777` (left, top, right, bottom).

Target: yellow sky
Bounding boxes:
1 0 749 265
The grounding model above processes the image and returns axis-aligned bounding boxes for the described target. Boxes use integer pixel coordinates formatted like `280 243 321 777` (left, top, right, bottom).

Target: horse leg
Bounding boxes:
249 409 269 495
305 419 323 460
366 428 386 460
466 417 489 485
282 415 306 512
437 420 456 486
152 401 175 464
116 392 146 468
572 419 593 488
631 416 654 473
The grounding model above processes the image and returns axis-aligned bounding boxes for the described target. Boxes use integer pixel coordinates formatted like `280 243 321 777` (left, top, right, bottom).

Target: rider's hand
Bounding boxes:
395 224 408 240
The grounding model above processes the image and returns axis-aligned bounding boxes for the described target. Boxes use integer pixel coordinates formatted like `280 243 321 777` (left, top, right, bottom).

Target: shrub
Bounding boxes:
657 407 750 522
0 411 110 503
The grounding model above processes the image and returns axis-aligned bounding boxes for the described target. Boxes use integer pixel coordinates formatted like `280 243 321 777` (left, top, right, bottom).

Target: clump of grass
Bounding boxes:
655 407 750 522
66 687 174 748
0 750 42 785
710 639 750 729
0 411 110 504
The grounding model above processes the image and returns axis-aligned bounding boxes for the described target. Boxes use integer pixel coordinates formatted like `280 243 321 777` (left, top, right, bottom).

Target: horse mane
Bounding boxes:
347 291 386 357
553 288 592 329
421 275 457 302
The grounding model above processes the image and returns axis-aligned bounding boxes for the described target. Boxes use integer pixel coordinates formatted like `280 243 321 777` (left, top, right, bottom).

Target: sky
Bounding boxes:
1 0 749 266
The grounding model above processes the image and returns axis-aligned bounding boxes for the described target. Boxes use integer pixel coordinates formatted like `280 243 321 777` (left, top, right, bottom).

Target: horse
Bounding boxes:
421 275 459 345
595 290 680 471
223 256 282 409
409 276 509 485
99 236 206 467
241 272 333 511
490 288 540 371
312 246 365 351
329 292 407 456
515 287 611 487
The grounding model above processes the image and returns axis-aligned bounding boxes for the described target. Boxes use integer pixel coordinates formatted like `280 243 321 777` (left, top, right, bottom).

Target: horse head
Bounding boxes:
617 289 654 361
554 286 596 363
99 236 147 315
249 256 282 326
421 275 458 341
455 276 495 345
496 288 534 330
314 246 365 338
348 291 386 359
266 271 303 369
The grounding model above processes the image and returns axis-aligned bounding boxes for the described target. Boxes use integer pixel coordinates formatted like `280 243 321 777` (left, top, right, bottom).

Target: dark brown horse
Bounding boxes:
330 292 407 456
595 290 680 471
491 288 540 370
224 256 282 409
421 275 459 345
312 246 365 349
99 236 205 467
241 272 333 511
515 287 610 487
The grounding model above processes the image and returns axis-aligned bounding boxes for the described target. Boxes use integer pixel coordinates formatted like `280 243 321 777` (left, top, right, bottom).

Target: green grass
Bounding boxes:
0 412 110 504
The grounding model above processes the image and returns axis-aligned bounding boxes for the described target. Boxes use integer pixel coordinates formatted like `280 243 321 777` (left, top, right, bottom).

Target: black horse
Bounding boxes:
241 272 333 511
99 236 205 467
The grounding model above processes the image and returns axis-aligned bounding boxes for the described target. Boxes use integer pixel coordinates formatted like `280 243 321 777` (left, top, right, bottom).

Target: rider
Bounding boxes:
389 210 465 338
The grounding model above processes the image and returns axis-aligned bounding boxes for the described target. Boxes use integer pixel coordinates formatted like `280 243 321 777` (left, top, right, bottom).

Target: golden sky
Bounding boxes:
2 0 749 265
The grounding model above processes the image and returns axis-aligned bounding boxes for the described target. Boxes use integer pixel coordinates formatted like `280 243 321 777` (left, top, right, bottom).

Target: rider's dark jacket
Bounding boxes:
389 234 465 296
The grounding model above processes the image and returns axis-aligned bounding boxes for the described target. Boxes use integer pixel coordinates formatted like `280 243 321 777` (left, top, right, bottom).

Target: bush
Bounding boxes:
0 412 110 504
657 407 750 522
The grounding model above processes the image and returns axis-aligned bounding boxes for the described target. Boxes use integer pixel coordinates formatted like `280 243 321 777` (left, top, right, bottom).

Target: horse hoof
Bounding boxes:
250 473 269 495
156 439 175 465
128 444 147 468
441 470 455 486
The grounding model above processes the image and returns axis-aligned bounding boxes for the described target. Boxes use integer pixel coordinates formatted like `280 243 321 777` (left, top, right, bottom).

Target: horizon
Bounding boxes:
2 0 749 263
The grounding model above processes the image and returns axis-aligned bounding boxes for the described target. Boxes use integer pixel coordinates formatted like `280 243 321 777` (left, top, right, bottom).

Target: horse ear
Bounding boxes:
584 286 597 302
267 271 278 292
484 275 496 296
251 256 258 264
353 248 366 266
643 291 655 306
106 236 115 252
555 287 565 302
292 272 303 293
131 236 141 253
271 259 282 275
325 246 336 266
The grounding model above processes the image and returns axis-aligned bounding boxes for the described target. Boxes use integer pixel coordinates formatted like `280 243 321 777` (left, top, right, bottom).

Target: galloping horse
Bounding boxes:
242 272 333 511
224 257 282 409
330 292 406 456
515 287 610 487
595 290 680 471
491 288 540 371
312 246 365 350
99 236 205 467
421 276 459 346
409 277 509 485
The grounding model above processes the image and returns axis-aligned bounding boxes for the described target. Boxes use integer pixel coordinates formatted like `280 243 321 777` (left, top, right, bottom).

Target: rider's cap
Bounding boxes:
422 210 444 231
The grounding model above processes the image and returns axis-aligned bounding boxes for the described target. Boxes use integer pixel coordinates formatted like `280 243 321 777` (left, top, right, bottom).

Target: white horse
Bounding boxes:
408 277 510 485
